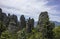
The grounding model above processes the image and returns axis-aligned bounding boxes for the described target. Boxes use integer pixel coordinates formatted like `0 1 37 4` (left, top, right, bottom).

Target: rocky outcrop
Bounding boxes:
0 8 7 28
0 8 2 21
0 8 8 27
20 15 26 29
0 8 20 33
37 11 49 39
0 8 8 36
0 8 35 34
8 14 18 33
38 11 49 31
26 18 34 33
38 11 55 39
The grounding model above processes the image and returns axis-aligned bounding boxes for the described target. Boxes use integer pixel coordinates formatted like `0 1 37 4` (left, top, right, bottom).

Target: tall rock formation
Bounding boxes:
38 11 55 39
0 8 2 36
38 11 49 32
0 8 7 36
20 15 26 29
8 14 18 33
26 18 34 33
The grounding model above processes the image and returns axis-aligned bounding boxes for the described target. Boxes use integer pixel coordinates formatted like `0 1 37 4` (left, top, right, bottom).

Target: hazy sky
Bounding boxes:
0 0 60 22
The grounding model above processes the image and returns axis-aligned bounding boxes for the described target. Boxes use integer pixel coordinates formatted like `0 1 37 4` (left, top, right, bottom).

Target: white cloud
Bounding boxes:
0 0 60 22
49 15 60 22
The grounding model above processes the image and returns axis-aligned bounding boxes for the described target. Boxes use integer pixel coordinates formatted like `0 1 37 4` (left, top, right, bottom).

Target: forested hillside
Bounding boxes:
0 8 60 39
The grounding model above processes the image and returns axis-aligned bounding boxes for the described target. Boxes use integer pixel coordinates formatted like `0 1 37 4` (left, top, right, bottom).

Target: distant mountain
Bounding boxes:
34 21 60 27
34 22 37 27
52 21 60 26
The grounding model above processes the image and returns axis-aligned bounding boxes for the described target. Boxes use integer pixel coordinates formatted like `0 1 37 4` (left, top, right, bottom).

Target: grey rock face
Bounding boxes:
2 13 8 26
0 8 19 33
0 8 2 13
38 11 49 31
8 14 18 33
0 9 7 27
20 15 26 29
0 8 2 21
26 18 34 33
0 8 8 36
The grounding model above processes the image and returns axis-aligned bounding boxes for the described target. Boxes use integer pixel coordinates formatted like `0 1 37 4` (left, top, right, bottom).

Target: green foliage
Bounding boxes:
0 8 59 39
1 30 18 39
17 28 43 39
17 28 28 39
0 19 7 36
1 30 11 39
53 26 60 39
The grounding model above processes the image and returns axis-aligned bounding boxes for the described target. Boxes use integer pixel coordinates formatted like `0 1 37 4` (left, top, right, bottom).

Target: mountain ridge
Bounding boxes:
34 21 60 26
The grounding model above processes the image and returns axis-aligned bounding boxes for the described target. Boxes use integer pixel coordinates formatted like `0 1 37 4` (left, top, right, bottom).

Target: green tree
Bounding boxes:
1 30 11 39
17 28 26 39
1 30 18 39
46 22 55 39
53 26 60 39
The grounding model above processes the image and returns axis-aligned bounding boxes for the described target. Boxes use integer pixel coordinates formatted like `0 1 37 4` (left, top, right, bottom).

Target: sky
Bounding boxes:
0 0 60 22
